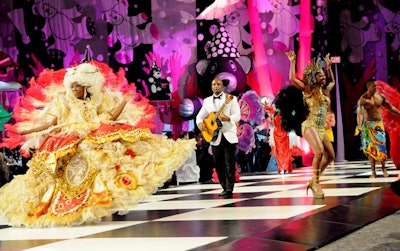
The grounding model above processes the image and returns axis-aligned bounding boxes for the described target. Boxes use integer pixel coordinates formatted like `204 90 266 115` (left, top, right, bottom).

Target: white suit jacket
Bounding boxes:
196 93 240 146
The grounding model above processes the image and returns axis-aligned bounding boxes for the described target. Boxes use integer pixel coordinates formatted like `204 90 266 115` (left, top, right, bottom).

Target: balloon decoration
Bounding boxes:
178 97 203 120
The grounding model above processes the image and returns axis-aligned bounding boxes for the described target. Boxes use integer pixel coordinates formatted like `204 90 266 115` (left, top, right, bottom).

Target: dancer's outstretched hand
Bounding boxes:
324 53 332 69
285 51 296 62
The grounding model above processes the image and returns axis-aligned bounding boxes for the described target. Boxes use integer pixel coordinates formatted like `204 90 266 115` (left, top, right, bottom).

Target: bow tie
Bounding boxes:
213 95 222 100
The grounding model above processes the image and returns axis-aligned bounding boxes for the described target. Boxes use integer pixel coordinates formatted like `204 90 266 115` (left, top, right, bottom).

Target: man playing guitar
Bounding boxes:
196 78 241 199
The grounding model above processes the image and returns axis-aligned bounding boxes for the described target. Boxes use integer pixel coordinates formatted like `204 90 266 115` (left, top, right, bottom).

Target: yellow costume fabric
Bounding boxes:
324 112 335 142
301 90 330 140
0 129 194 227
325 128 334 142
0 62 195 227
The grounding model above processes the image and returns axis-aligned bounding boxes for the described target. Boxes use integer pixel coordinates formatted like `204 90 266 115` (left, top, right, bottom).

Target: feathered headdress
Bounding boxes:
303 56 326 86
63 63 105 107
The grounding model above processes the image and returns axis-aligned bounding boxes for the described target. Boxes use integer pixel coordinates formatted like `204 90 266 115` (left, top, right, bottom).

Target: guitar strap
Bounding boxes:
225 93 231 113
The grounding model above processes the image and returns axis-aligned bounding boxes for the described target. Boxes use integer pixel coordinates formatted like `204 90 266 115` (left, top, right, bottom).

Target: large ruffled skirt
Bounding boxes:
0 127 195 227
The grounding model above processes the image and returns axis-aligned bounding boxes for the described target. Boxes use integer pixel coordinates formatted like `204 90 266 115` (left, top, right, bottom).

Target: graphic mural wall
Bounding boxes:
1 0 400 161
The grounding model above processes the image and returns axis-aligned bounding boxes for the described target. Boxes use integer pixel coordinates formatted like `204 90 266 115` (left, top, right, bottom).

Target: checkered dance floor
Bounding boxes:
1 160 400 251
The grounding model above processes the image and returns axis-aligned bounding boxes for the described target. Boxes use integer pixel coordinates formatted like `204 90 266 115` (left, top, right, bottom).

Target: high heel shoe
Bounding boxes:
382 168 389 177
306 179 324 199
306 180 311 196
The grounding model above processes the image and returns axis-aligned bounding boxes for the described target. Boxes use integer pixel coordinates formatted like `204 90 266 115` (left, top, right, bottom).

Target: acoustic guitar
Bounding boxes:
201 94 233 142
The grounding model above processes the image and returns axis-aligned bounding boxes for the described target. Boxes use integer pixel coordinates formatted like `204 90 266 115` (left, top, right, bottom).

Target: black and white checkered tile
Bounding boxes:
1 161 399 251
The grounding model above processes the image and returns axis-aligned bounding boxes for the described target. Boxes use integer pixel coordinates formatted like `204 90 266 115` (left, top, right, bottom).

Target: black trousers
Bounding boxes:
212 135 237 192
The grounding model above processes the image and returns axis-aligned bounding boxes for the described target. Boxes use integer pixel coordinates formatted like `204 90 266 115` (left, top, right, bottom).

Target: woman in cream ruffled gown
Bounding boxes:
0 61 195 227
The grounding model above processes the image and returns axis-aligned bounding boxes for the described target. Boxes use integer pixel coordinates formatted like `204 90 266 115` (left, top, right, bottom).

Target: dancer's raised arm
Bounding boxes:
285 51 305 90
324 53 335 91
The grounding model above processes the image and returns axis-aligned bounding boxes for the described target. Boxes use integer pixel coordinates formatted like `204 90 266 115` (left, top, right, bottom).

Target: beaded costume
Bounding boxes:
0 62 195 227
301 89 330 140
281 51 334 199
